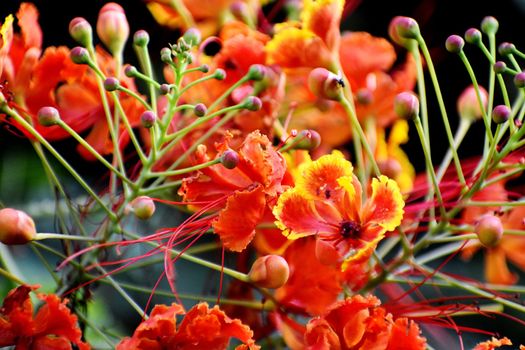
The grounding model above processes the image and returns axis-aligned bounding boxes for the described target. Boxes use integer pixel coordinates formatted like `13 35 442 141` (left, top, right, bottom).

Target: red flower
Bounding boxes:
179 131 286 251
0 285 90 350
117 302 259 349
304 295 426 350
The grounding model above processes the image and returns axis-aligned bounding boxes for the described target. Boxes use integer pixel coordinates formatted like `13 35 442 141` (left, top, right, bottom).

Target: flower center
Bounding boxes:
340 220 361 239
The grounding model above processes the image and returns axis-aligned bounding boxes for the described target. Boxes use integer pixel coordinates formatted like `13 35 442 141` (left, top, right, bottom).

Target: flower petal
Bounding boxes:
363 175 404 231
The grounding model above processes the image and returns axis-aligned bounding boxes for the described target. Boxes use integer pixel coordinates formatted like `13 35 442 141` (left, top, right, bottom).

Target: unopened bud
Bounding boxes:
457 85 488 121
465 28 482 45
356 88 373 105
248 255 289 289
293 130 321 150
70 47 90 65
198 64 209 73
243 96 262 111
140 111 156 128
247 64 266 81
69 17 92 47
159 83 171 95
104 77 120 91
0 208 36 245
231 1 249 19
308 68 344 101
126 196 156 220
133 30 150 47
389 16 419 48
183 28 201 47
514 72 525 88
492 105 511 124
378 159 402 179
160 47 172 63
493 61 506 74
193 103 207 117
97 2 129 56
124 65 138 77
481 16 499 35
498 42 515 56
394 92 419 120
214 68 226 80
220 149 240 169
38 107 61 126
445 35 464 53
474 214 503 247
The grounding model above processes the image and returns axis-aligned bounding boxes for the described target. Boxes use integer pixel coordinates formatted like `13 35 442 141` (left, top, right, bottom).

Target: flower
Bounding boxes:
0 285 90 350
179 130 286 251
303 295 427 350
472 337 513 350
117 302 259 349
273 151 404 269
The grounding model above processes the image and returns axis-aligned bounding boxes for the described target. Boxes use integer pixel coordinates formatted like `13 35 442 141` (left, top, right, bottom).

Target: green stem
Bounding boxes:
34 233 102 242
149 158 220 178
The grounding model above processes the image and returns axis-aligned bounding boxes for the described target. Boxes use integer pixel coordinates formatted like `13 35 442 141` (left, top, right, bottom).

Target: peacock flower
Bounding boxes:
273 151 404 269
266 0 343 71
179 131 286 252
0 285 90 350
303 295 427 350
472 337 514 350
117 302 259 349
374 120 415 193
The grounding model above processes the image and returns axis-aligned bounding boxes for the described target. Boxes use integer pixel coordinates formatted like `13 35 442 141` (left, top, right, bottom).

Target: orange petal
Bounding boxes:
472 337 513 350
302 0 343 53
213 185 266 252
485 247 517 285
273 188 340 240
17 3 42 49
304 318 342 350
386 318 427 350
363 175 404 232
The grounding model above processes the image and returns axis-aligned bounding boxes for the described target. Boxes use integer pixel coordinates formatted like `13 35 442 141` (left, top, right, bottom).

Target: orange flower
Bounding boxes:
461 182 525 285
472 337 513 350
117 302 259 349
179 131 286 251
0 4 145 159
0 285 90 350
303 295 426 350
273 152 404 269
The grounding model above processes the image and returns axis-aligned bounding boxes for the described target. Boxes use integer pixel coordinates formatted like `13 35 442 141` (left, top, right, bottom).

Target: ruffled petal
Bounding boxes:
304 318 341 350
363 175 404 231
302 0 343 53
485 247 517 285
213 185 266 252
386 318 426 350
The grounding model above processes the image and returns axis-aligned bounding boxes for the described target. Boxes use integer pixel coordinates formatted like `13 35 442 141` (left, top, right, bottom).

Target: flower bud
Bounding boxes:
126 196 156 220
492 105 511 124
214 68 227 80
220 149 240 169
293 130 321 150
308 68 344 101
394 92 419 120
243 96 262 111
183 28 201 47
457 85 488 121
193 103 207 117
140 111 156 128
38 106 61 126
498 42 515 56
378 159 402 179
70 47 90 65
97 2 129 56
493 61 506 74
481 16 499 35
69 17 92 47
160 47 172 63
514 72 525 88
124 65 138 77
445 35 464 53
474 214 503 247
159 83 171 95
198 64 209 73
133 30 150 47
356 88 373 105
247 64 266 81
0 208 36 245
248 255 289 289
465 28 482 45
388 16 420 48
104 77 120 91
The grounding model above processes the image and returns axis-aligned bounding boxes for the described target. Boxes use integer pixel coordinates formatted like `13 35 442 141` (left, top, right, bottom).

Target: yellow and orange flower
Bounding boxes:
273 152 404 269
472 337 514 350
179 130 286 251
117 302 259 349
303 295 426 350
0 285 90 350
